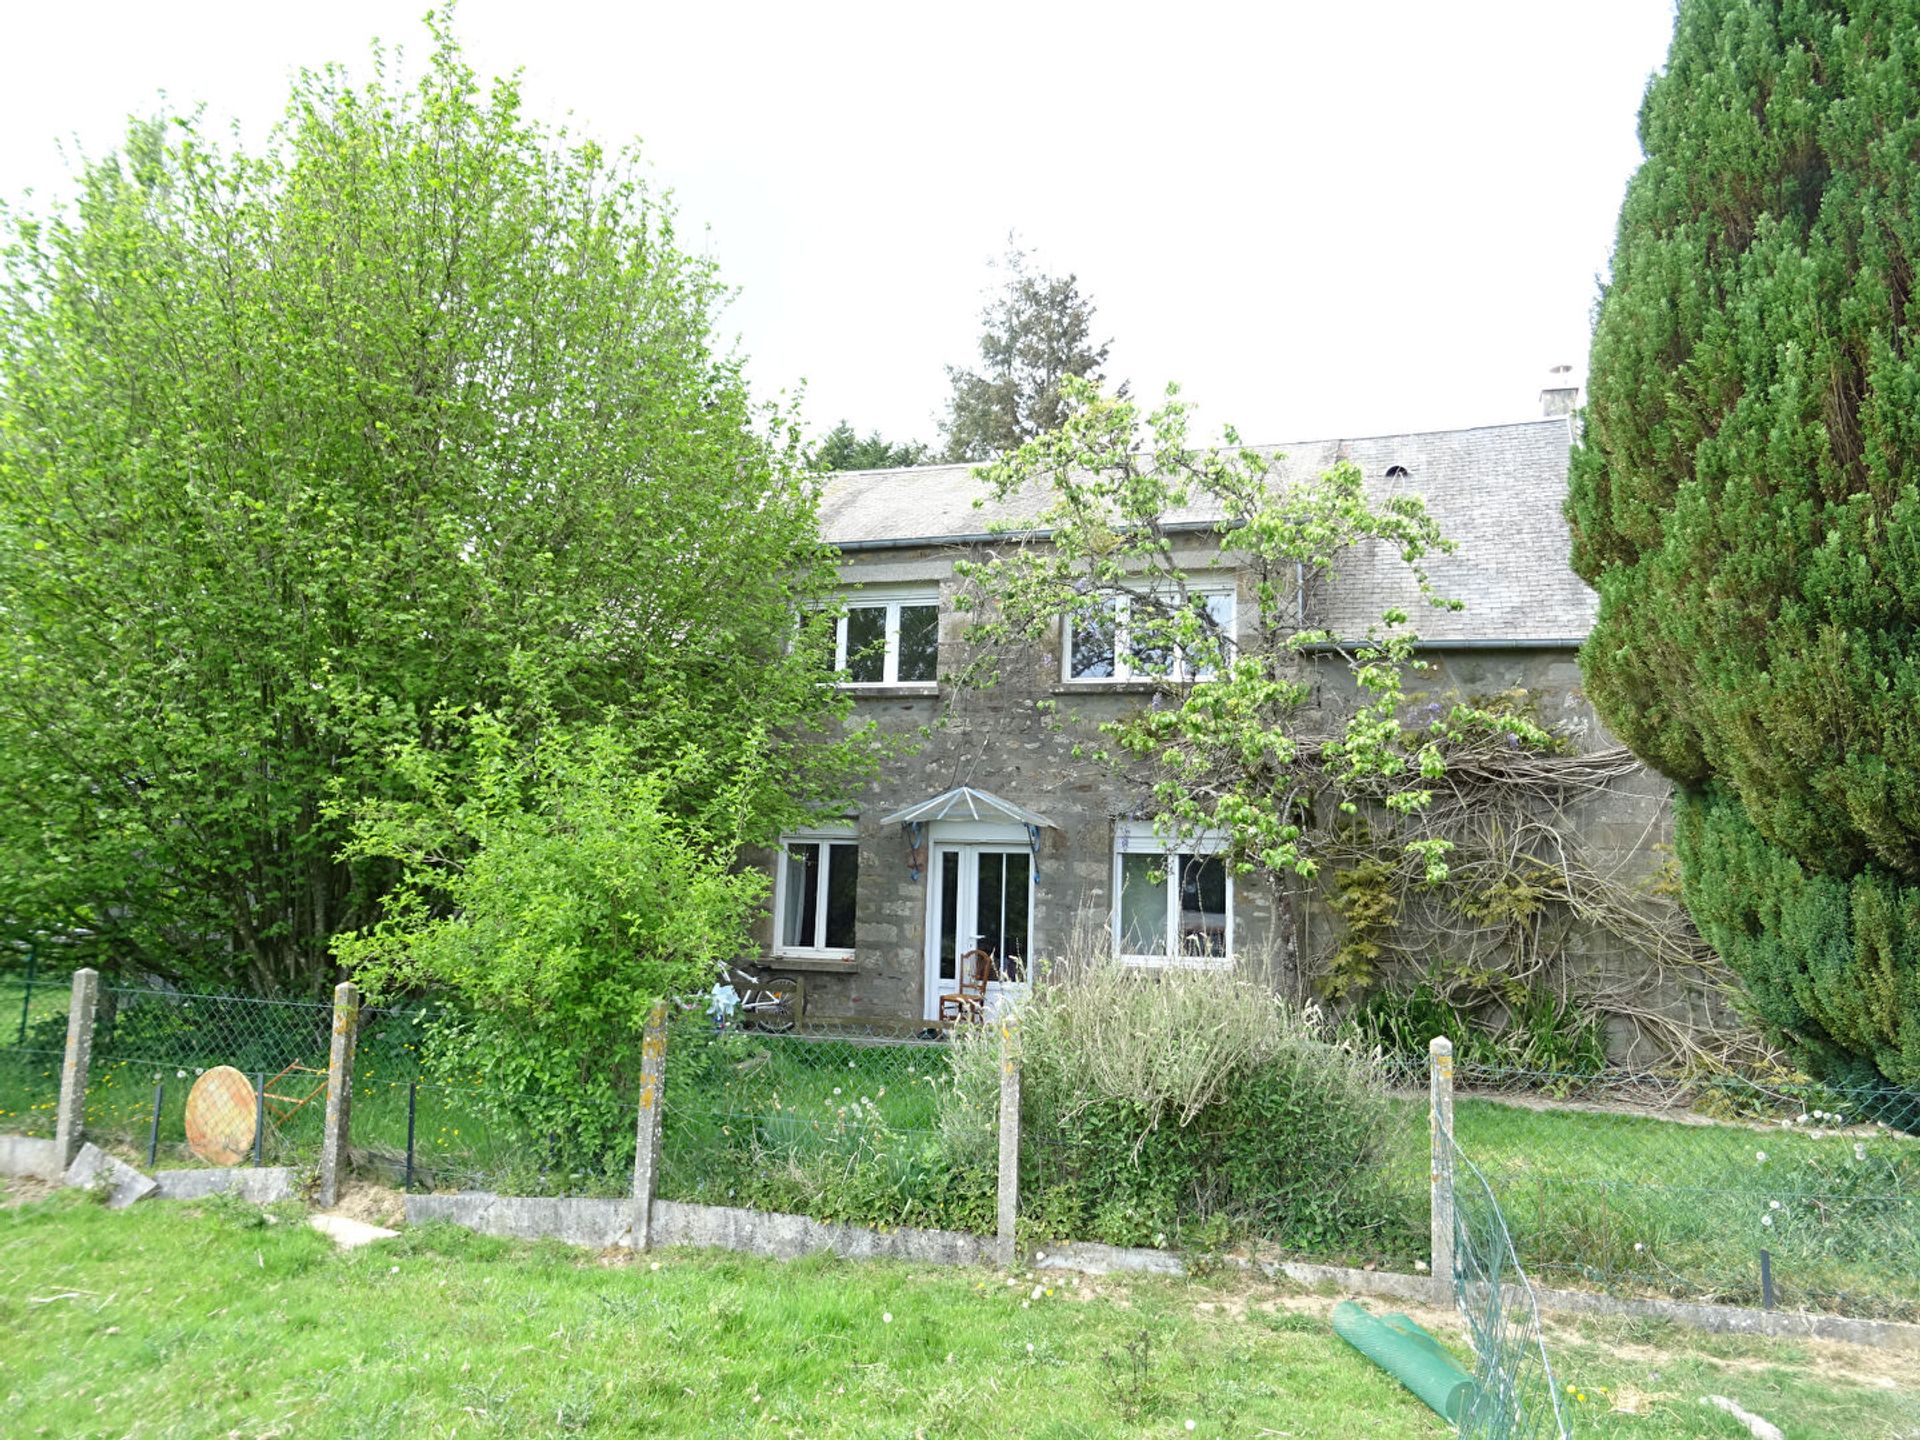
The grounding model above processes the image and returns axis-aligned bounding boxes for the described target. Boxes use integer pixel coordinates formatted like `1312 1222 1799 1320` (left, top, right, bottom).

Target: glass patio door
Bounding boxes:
924 845 1033 1020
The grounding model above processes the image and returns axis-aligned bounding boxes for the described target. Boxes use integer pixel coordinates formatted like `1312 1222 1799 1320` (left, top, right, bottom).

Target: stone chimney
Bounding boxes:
1540 364 1579 418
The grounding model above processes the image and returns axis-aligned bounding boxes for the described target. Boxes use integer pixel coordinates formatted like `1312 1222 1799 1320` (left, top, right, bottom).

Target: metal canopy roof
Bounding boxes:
879 785 1059 831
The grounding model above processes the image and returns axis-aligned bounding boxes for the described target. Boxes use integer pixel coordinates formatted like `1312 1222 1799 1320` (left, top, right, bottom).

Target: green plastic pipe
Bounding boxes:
1332 1300 1476 1423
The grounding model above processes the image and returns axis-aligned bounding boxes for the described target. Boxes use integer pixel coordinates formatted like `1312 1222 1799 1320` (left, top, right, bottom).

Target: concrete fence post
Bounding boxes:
1429 1035 1456 1306
317 981 360 1207
53 967 99 1173
996 1016 1021 1267
631 1001 668 1251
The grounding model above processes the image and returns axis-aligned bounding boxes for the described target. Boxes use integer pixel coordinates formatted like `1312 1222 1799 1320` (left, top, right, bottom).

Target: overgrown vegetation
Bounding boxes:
949 953 1420 1256
0 17 865 998
1567 0 1920 1090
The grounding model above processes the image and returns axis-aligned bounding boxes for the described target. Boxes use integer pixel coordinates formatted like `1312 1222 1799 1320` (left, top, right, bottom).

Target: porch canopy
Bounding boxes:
879 785 1059 831
881 785 1059 882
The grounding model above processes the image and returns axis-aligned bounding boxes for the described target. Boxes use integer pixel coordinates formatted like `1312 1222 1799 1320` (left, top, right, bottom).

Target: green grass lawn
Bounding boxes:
2 1182 1916 1439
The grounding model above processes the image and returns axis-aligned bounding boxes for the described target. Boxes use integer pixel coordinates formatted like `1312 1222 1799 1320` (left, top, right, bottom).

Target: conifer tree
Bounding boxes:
1569 0 1920 1087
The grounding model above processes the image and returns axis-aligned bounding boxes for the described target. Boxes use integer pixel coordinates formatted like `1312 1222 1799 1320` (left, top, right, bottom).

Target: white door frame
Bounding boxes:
922 840 1036 1021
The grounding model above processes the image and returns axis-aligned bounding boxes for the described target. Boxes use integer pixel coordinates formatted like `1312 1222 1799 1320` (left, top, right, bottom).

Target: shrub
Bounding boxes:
947 943 1421 1257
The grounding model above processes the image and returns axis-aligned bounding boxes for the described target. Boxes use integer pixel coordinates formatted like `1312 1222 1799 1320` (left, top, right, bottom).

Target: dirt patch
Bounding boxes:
1569 1327 1920 1394
0 1172 59 1208
318 1178 405 1227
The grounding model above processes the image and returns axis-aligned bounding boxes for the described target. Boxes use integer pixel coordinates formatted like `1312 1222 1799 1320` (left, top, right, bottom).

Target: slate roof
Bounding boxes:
817 417 1597 645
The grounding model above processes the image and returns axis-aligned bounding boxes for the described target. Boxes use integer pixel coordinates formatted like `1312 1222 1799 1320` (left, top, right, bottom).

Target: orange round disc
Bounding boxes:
184 1065 258 1166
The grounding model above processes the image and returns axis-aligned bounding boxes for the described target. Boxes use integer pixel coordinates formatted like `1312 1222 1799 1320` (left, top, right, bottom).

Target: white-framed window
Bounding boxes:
835 588 940 686
1112 822 1233 967
1063 586 1235 683
774 825 859 955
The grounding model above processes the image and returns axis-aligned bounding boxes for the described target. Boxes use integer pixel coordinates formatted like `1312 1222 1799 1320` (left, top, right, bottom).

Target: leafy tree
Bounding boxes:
810 421 928 472
940 241 1116 462
1567 0 1920 1087
957 379 1545 990
332 698 773 1168
0 20 863 996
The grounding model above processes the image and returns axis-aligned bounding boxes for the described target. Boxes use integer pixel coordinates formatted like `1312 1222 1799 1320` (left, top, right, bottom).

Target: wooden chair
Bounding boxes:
938 947 994 1025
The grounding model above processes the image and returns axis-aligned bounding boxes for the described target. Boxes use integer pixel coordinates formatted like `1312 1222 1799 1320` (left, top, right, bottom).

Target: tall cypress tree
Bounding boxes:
1570 0 1920 1087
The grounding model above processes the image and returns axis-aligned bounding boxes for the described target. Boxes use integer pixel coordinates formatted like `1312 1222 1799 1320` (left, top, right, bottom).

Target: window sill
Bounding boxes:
1053 680 1172 695
765 951 861 973
836 683 940 699
1116 954 1235 972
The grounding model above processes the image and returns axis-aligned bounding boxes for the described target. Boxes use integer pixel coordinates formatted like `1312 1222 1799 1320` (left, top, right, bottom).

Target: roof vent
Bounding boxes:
1540 364 1579 418
1384 464 1411 482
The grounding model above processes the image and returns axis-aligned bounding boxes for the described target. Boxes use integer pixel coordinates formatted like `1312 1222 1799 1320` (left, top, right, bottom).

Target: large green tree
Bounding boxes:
940 241 1116 462
1568 0 1920 1087
0 21 860 997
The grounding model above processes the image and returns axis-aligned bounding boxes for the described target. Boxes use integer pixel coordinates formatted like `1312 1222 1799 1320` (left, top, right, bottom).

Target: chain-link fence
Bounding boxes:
1448 1063 1920 1321
0 970 69 1137
657 1016 998 1233
82 986 338 1168
1449 1135 1571 1440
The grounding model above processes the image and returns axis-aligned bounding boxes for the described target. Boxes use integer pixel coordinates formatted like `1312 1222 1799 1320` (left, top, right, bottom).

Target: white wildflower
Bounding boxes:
1031 1285 1043 1300
1761 1214 1774 1228
1769 1200 1782 1210
1026 1342 1035 1355
1634 1242 1645 1253
1854 1142 1867 1161
882 1312 892 1324
1755 1150 1768 1163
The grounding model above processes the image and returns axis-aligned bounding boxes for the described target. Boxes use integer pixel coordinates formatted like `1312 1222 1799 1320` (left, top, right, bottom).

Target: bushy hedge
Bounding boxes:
948 960 1421 1258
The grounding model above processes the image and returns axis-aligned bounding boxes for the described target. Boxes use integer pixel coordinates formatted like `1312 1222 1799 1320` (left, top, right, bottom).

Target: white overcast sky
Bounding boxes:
0 1 1677 449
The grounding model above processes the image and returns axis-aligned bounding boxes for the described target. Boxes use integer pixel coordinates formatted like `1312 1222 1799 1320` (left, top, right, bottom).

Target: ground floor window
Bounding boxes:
1112 823 1231 965
775 828 858 955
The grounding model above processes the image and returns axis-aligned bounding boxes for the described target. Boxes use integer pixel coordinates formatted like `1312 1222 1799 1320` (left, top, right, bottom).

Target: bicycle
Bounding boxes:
705 963 799 1034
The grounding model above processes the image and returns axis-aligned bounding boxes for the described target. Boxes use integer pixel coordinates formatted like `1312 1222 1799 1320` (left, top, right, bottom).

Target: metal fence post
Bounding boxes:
53 967 99 1174
16 943 35 1045
317 981 360 1207
1430 1035 1456 1306
631 1001 668 1251
253 1072 266 1167
997 1016 1022 1268
404 1081 418 1193
147 1081 164 1169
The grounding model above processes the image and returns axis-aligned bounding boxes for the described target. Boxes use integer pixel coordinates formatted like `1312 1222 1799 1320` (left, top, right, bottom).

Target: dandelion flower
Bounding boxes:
1854 1142 1867 1161
1769 1199 1782 1210
882 1312 892 1324
1761 1214 1774 1228
1755 1150 1768 1163
1025 1342 1034 1355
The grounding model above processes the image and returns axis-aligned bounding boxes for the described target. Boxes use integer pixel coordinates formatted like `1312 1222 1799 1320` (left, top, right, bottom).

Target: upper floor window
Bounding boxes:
836 589 939 685
1112 822 1232 967
775 826 859 955
1063 586 1235 683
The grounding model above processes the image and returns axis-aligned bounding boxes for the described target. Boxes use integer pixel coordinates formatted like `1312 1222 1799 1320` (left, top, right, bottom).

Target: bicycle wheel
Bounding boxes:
749 981 797 1033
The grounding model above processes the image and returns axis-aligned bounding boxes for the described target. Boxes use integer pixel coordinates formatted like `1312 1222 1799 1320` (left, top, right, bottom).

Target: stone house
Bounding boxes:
751 386 1687 1044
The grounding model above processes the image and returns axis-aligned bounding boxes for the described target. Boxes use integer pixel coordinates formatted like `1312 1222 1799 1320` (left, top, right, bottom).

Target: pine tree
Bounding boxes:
810 421 928 472
1569 0 1920 1087
940 241 1116 462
